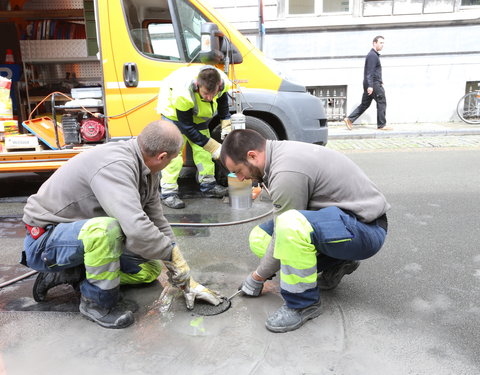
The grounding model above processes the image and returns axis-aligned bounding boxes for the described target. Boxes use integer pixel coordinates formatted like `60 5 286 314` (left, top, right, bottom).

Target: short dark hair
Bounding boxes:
373 35 384 43
220 129 266 165
197 67 221 93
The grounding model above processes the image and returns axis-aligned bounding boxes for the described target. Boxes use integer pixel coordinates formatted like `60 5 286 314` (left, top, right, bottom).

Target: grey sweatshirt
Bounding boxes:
256 140 390 278
23 139 175 261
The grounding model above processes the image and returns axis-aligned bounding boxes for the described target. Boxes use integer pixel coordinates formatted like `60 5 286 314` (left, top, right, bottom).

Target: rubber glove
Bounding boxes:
183 278 223 310
203 138 222 160
220 119 232 140
163 245 191 288
240 273 264 297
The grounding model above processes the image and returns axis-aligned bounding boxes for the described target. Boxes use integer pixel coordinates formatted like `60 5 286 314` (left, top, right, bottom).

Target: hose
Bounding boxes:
0 207 273 289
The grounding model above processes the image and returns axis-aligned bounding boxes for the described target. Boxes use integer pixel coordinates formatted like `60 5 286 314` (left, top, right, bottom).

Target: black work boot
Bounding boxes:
317 260 360 290
265 300 322 333
33 266 85 302
202 184 228 198
79 296 134 329
161 194 185 209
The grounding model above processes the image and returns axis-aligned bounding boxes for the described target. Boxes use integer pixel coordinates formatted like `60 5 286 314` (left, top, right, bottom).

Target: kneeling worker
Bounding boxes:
221 129 390 333
157 65 233 209
22 120 222 329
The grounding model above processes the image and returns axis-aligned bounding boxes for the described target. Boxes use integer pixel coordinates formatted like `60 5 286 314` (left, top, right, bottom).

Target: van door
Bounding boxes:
98 0 213 139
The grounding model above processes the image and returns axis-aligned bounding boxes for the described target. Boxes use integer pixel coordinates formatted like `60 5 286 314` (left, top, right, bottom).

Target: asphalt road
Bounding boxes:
1 141 479 374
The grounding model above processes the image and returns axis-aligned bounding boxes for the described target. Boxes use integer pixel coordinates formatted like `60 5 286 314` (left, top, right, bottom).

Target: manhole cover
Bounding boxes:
190 297 231 316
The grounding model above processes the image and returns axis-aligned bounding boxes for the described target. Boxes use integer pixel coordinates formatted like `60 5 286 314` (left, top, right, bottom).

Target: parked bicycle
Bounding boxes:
457 89 480 124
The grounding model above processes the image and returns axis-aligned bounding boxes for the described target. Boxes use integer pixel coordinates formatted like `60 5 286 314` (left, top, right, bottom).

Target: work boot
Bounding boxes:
265 300 322 333
317 260 360 291
79 296 134 329
33 266 85 302
202 184 228 198
162 194 185 209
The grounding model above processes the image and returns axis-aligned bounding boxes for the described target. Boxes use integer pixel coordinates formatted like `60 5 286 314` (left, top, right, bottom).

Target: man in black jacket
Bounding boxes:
344 36 391 130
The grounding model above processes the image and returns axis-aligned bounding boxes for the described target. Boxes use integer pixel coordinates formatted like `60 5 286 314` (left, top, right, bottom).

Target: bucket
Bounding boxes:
228 173 252 209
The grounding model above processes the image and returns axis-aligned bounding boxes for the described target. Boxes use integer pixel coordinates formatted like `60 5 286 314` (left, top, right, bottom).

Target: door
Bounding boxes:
98 0 213 139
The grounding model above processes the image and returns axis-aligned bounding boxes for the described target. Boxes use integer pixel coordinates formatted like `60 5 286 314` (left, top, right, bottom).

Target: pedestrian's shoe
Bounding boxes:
265 300 322 333
33 266 85 302
202 184 228 198
79 296 135 329
317 260 360 291
344 117 353 130
378 126 393 131
162 194 185 209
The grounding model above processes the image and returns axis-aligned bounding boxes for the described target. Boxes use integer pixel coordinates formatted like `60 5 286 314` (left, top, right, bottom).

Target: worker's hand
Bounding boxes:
163 245 191 288
367 87 373 95
240 273 264 297
252 186 262 200
183 278 223 310
203 138 222 160
220 119 232 140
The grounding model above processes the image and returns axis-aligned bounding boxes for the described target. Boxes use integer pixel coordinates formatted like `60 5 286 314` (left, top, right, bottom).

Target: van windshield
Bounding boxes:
123 0 208 63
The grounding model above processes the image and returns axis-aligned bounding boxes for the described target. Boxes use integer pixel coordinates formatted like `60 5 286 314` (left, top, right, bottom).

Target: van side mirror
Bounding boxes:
200 23 243 65
200 23 224 64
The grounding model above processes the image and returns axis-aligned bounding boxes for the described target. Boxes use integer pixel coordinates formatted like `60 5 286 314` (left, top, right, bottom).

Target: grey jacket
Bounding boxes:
256 140 390 278
23 139 175 261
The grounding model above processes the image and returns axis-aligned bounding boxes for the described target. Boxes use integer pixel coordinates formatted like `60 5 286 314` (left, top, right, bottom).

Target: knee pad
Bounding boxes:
78 217 125 266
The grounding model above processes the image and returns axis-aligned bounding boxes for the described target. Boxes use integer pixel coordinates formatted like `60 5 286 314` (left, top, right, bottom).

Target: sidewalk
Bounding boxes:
327 121 480 140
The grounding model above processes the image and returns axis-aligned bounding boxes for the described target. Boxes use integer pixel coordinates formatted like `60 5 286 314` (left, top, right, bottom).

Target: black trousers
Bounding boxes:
348 83 387 128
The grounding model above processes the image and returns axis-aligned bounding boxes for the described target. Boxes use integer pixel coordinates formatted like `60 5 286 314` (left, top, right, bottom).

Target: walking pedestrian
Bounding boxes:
344 36 392 130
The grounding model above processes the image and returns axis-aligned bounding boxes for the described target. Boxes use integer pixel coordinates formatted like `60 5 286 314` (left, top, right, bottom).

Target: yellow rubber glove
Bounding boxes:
183 278 223 310
203 138 222 160
220 119 232 140
163 245 191 288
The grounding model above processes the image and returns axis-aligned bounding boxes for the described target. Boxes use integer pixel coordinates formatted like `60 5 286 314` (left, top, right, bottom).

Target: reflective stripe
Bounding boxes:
86 273 120 290
281 263 317 278
105 81 162 89
86 259 121 276
280 278 317 294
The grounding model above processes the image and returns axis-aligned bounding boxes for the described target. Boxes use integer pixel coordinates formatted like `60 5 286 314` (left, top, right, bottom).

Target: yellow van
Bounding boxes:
0 0 327 173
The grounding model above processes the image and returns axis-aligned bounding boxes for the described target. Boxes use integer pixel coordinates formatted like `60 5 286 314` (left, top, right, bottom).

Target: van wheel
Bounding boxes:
211 116 278 141
245 116 278 140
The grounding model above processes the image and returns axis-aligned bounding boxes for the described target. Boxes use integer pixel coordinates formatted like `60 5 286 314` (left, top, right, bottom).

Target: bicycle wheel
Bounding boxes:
457 91 480 124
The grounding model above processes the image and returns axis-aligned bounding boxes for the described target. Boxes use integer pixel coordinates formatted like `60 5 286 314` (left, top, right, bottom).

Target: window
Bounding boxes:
308 85 347 122
287 0 350 15
122 0 208 62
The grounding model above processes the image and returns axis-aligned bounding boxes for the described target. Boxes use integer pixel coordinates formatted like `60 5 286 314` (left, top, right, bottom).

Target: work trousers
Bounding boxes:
249 207 387 309
160 117 216 197
24 217 162 308
348 83 387 128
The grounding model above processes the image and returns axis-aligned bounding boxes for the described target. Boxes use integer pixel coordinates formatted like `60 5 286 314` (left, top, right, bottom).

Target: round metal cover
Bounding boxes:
190 297 231 316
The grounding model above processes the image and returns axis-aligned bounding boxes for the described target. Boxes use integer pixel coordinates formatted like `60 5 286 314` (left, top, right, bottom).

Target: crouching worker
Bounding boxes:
22 120 222 329
220 129 390 333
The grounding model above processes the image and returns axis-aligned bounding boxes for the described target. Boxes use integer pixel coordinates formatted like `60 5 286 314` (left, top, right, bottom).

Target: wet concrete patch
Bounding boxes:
0 264 79 312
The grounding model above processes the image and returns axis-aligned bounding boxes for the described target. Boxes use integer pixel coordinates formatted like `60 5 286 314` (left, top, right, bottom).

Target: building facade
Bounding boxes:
207 0 480 124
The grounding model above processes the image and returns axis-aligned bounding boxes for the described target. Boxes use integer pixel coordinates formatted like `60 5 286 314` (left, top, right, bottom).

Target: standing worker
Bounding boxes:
344 36 392 131
22 120 223 329
157 65 233 209
221 129 390 333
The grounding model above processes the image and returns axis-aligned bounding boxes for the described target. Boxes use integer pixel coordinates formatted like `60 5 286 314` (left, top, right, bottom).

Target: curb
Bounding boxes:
327 127 480 140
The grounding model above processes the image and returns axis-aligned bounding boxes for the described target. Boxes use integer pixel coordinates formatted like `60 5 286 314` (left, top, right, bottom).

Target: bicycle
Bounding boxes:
457 89 480 124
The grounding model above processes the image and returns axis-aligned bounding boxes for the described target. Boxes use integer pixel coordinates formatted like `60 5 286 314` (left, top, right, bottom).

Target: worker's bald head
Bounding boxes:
138 120 183 157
